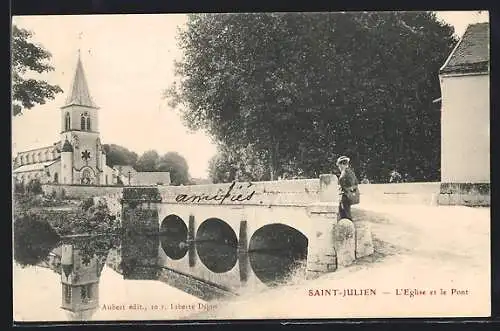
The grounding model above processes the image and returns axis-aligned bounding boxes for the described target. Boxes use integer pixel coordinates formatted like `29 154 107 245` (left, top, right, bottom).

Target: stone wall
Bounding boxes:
438 182 490 207
41 183 126 200
358 182 441 205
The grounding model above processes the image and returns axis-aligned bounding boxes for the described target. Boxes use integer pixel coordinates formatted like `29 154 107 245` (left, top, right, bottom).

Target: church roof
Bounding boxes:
12 160 59 173
440 22 489 75
62 54 99 109
62 139 74 152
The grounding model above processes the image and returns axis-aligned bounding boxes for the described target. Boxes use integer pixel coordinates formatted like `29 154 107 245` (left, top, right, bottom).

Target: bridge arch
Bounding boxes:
196 217 238 273
160 214 188 260
248 223 308 286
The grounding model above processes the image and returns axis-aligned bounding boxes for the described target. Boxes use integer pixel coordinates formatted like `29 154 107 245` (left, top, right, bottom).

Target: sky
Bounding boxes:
11 11 489 178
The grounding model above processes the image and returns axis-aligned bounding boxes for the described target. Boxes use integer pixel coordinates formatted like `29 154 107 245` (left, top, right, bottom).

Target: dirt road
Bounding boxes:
191 203 490 319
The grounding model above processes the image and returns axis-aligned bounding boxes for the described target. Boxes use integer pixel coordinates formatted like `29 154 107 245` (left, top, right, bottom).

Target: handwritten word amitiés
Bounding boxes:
175 182 256 204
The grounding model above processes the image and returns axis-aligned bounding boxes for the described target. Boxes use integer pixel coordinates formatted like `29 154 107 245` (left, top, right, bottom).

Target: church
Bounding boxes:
13 53 115 185
13 54 169 186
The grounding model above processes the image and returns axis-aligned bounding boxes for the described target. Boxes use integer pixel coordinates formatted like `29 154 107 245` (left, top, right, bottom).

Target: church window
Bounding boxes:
80 112 90 131
81 286 89 303
87 285 93 299
65 112 71 131
54 173 59 183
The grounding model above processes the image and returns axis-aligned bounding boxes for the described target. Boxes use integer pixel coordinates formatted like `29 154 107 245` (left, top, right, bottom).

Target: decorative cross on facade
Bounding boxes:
81 150 91 162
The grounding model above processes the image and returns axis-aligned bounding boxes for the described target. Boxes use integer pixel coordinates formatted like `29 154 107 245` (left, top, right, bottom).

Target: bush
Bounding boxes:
81 197 95 211
26 179 43 195
14 182 25 194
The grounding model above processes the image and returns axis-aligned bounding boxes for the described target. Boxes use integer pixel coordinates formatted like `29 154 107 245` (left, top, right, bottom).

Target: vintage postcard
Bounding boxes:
12 11 490 322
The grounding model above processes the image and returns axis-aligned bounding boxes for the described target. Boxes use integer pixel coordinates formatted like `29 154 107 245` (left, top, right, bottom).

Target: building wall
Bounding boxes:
440 73 490 184
101 165 116 185
14 146 60 167
14 170 45 184
60 131 100 174
46 161 61 184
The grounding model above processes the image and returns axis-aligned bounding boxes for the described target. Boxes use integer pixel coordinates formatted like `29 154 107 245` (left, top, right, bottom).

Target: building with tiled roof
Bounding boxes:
13 53 116 186
439 22 489 75
113 165 171 186
438 22 490 206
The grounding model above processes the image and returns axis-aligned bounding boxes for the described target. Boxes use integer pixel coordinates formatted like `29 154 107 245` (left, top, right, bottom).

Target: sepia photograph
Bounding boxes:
11 10 490 322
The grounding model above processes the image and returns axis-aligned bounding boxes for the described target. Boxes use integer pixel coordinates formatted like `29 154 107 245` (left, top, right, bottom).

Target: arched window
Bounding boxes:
80 112 90 131
37 152 41 162
54 173 59 184
81 115 86 130
65 112 71 131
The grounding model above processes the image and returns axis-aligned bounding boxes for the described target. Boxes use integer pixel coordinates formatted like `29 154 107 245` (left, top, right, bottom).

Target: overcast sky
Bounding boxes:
11 11 489 178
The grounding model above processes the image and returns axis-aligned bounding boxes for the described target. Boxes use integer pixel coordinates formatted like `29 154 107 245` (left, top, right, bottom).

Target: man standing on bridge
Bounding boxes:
337 156 359 220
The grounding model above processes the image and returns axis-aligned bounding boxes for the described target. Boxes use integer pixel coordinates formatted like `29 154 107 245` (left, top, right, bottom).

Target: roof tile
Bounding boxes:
440 22 489 74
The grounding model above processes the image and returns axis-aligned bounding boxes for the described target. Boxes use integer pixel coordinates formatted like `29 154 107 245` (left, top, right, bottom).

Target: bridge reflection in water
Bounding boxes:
13 212 314 321
156 213 309 293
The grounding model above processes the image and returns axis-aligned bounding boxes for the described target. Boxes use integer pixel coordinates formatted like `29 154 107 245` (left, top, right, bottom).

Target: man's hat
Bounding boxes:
336 155 350 165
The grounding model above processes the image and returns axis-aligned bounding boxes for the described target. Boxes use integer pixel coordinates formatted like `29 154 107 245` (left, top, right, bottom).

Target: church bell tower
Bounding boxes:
60 52 103 185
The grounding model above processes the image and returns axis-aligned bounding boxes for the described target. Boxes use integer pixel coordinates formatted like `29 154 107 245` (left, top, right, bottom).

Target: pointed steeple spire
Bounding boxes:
62 52 98 109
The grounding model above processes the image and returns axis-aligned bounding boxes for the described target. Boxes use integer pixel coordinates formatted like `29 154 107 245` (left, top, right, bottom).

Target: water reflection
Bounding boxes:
248 223 308 286
121 234 159 280
13 214 60 268
195 218 238 273
248 250 307 286
14 216 309 321
159 215 188 260
59 240 106 320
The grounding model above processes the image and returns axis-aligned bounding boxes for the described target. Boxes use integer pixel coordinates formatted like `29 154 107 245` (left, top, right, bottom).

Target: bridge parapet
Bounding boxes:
158 178 322 207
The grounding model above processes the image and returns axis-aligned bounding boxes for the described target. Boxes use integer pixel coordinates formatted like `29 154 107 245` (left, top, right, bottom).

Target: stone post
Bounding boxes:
306 174 339 279
238 220 250 283
188 214 197 267
335 218 356 267
352 210 374 259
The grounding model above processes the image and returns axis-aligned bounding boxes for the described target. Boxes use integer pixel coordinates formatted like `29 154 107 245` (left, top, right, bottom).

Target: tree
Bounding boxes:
157 152 190 185
135 150 160 172
208 143 269 183
166 12 456 182
102 144 138 168
12 25 63 116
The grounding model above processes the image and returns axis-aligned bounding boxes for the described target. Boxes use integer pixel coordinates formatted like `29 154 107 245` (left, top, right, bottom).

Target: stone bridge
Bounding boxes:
106 174 374 293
